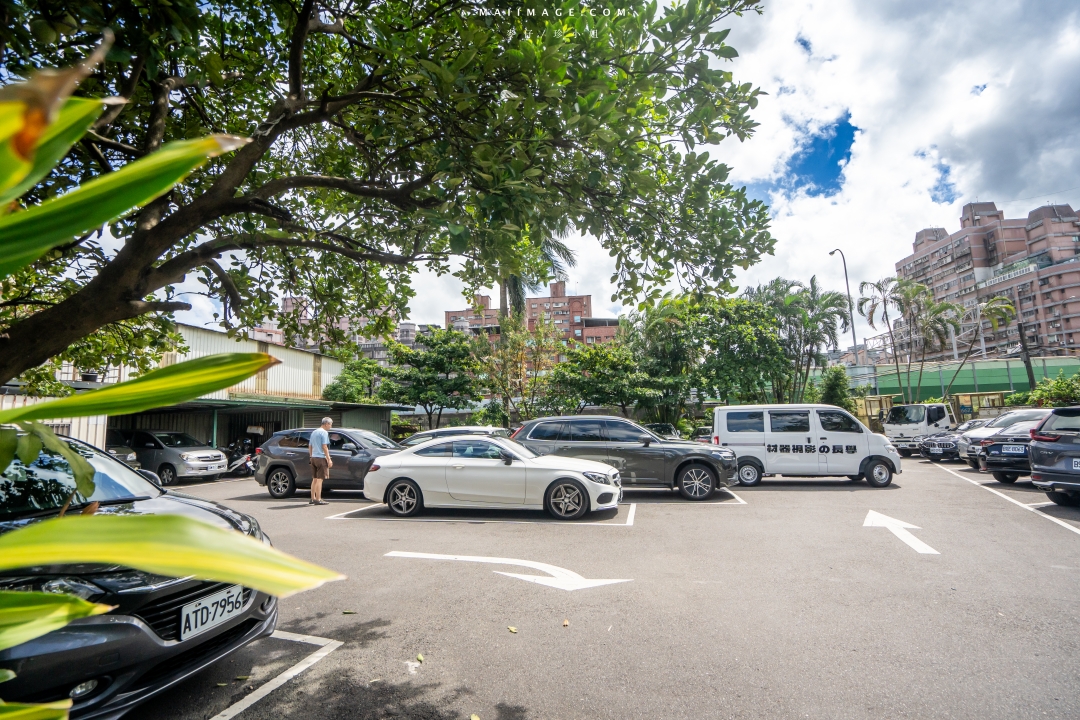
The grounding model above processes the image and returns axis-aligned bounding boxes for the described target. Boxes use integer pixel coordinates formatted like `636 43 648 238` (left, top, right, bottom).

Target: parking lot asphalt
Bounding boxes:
141 459 1080 720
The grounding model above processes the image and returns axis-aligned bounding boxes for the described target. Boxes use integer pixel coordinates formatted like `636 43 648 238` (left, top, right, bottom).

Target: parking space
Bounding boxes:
159 462 1080 719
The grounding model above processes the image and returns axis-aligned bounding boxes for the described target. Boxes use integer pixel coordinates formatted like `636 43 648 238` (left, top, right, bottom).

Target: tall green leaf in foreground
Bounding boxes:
0 353 278 424
0 134 248 279
0 699 72 719
0 592 112 653
0 515 344 598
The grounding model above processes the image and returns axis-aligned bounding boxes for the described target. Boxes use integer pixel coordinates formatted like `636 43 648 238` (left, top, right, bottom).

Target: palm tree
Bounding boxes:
858 277 907 402
910 299 961 402
498 233 577 317
743 278 804 402
892 280 935 403
787 276 850 402
942 295 1015 398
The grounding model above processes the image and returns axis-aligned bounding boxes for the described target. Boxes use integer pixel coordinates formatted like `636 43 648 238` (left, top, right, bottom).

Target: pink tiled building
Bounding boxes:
893 202 1080 360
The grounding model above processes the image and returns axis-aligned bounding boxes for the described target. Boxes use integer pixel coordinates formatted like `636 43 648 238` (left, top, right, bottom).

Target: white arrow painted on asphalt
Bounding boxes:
385 551 632 591
863 510 940 554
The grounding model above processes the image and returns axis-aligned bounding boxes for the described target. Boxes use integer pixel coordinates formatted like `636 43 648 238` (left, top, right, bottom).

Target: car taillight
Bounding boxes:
255 447 263 454
1030 429 1060 442
980 439 995 447
509 427 522 439
369 464 380 472
712 436 719 444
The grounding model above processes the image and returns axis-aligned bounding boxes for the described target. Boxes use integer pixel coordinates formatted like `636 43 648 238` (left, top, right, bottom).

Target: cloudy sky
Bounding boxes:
174 0 1080 346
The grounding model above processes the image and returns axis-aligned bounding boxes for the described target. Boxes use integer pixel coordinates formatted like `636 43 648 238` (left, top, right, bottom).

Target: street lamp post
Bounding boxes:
830 249 860 366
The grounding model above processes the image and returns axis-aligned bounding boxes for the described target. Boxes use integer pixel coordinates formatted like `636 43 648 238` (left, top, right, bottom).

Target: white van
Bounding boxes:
713 404 902 487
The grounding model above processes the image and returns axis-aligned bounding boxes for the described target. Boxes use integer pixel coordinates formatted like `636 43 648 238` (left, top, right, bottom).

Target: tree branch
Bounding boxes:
127 300 192 314
81 140 113 172
250 173 434 208
289 0 316 99
204 258 243 312
92 55 144 132
86 130 140 156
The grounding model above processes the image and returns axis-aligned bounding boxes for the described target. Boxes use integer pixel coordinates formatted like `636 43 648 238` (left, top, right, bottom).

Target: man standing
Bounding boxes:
308 417 333 505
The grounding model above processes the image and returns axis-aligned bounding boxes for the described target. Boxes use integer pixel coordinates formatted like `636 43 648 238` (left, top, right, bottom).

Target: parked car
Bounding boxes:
644 423 681 440
689 426 713 443
115 429 227 485
365 434 622 520
104 428 141 469
512 416 735 499
255 427 402 498
917 419 987 461
399 425 511 447
0 436 277 718
1029 407 1080 505
976 420 1042 482
958 409 1052 468
713 404 902 487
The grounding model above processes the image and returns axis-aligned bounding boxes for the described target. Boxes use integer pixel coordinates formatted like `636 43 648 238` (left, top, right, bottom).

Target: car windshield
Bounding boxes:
498 438 538 459
153 432 206 448
886 406 925 424
987 410 1047 428
0 438 162 521
105 429 127 447
956 420 984 432
353 430 400 449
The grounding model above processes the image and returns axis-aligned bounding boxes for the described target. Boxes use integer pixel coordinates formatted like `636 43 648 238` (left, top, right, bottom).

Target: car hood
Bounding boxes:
0 491 253 540
962 426 1012 442
525 454 618 474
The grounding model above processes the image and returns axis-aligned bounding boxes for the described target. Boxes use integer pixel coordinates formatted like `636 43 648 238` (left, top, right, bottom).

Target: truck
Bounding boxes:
882 402 956 456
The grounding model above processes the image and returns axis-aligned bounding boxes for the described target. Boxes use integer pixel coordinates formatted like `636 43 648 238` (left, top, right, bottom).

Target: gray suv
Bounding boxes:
255 427 401 498
117 429 227 485
513 415 736 499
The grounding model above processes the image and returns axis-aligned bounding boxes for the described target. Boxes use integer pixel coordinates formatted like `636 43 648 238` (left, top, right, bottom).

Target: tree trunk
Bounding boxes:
943 333 981 399
498 276 509 319
883 307 906 403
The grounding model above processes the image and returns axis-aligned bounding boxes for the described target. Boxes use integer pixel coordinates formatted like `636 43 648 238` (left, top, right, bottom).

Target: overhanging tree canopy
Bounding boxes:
0 0 773 386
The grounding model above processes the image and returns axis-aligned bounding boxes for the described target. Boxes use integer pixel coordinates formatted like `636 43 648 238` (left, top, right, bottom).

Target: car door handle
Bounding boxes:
557 445 572 450
452 464 464 469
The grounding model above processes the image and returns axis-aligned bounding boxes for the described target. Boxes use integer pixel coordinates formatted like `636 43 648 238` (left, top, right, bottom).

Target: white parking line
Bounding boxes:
933 464 1080 538
178 477 252 488
325 502 638 526
211 630 342 720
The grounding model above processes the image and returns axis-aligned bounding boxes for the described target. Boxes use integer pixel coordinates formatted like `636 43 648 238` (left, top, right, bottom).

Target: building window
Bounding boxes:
531 303 538 308
574 315 581 322
586 337 595 344
574 329 582 337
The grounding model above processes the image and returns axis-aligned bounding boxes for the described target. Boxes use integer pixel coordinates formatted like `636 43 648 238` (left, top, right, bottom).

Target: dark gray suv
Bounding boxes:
255 427 401 498
513 416 736 499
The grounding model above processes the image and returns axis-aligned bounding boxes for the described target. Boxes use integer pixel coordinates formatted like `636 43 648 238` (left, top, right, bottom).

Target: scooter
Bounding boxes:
225 439 256 477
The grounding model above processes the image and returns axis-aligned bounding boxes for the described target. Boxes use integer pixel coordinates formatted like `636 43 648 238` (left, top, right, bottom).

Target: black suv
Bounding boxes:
254 427 401 498
1030 407 1080 506
512 415 736 500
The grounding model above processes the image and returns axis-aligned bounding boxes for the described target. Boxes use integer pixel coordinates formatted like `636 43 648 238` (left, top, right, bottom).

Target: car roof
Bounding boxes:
412 426 503 434
714 404 853 411
522 415 629 424
402 434 512 450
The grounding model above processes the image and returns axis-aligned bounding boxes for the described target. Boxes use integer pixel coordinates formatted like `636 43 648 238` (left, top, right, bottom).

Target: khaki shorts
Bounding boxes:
310 456 329 480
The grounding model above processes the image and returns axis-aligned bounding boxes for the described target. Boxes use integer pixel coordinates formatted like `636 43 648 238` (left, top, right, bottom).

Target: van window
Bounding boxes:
769 411 810 433
817 410 862 433
528 422 565 441
726 411 764 433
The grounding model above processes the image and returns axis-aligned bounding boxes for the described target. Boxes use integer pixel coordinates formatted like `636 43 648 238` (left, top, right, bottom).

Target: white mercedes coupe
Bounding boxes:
363 435 623 520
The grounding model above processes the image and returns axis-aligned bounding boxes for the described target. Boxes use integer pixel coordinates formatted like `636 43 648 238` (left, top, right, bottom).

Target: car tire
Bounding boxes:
847 474 863 482
966 459 979 469
864 460 893 488
386 479 423 517
267 468 296 498
545 479 589 520
899 450 912 458
677 464 716 500
157 464 178 486
1046 490 1078 506
992 472 1019 484
736 460 763 487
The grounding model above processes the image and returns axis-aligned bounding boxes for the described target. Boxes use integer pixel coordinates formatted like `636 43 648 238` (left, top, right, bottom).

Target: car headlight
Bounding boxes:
0 576 105 601
711 449 735 459
912 436 925 442
582 471 611 485
126 452 137 461
179 452 192 461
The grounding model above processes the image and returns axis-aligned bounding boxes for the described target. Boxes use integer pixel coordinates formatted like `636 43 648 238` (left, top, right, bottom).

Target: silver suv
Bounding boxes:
117 429 227 485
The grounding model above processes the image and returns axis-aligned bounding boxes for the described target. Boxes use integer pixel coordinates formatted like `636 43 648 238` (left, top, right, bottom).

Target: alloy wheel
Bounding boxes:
269 471 291 495
159 465 176 486
681 467 713 498
549 483 583 518
389 482 418 515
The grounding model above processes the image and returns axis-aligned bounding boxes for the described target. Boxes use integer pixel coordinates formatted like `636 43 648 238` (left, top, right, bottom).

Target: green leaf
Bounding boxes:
0 428 16 475
0 135 249 280
0 97 107 210
0 700 72 719
715 46 739 59
15 432 41 466
21 422 95 497
0 353 278 424
0 515 344 598
0 667 15 682
0 591 112 653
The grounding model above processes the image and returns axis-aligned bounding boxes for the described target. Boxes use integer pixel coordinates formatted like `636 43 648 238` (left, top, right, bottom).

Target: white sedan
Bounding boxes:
363 435 622 520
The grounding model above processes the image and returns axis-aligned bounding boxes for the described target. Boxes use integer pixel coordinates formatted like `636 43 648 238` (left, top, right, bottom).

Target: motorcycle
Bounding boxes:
225 438 256 477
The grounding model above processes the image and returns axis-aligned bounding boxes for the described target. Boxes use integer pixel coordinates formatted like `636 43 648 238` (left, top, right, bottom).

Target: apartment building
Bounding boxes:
893 202 1080 360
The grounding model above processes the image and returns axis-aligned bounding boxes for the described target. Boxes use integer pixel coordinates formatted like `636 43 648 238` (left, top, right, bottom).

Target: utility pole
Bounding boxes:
1017 321 1037 390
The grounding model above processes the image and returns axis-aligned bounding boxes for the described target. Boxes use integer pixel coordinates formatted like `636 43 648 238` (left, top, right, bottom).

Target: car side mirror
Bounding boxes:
500 452 514 465
341 442 358 453
639 435 652 447
138 469 162 485
144 443 155 448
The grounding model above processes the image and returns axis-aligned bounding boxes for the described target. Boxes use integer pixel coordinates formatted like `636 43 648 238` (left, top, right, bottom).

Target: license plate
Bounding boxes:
931 448 942 454
1073 458 1080 470
1002 445 1026 455
180 585 245 640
